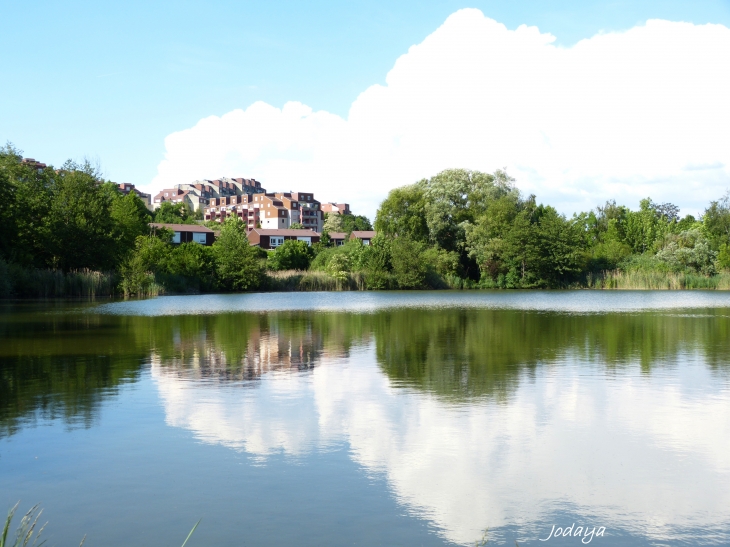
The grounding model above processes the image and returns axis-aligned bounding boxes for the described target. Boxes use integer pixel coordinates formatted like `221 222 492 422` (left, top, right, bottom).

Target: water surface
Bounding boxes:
1 291 729 546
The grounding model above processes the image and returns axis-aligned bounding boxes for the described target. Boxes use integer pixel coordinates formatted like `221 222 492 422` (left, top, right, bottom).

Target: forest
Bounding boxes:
1 143 730 297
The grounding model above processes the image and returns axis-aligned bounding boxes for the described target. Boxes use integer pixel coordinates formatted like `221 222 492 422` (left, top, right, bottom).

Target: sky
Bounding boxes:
2 0 729 219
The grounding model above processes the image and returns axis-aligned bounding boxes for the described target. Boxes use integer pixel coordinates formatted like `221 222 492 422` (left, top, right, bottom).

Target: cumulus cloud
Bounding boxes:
148 9 730 218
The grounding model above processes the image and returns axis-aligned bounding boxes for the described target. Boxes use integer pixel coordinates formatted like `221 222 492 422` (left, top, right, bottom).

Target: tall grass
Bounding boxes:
1 503 48 547
266 270 367 291
585 270 730 290
1 260 120 299
3 503 198 547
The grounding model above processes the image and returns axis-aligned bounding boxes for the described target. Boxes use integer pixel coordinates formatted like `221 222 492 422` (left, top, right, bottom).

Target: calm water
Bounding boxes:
1 291 730 546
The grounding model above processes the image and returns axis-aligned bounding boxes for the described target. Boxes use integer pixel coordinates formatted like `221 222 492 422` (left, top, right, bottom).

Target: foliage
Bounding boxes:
703 192 730 250
655 229 717 275
212 217 264 291
267 240 314 271
153 201 197 224
340 213 372 233
390 237 428 289
1 502 47 547
375 183 429 242
322 213 343 233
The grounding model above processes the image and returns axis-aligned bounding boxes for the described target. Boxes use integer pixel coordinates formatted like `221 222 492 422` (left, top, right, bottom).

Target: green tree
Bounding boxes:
47 165 117 271
165 242 217 291
120 232 172 295
655 229 717 275
267 240 315 271
154 201 196 224
213 217 263 291
0 143 55 267
703 192 730 250
111 191 152 263
0 169 14 260
340 214 373 233
390 237 428 289
374 184 429 242
322 213 343 233
624 198 677 254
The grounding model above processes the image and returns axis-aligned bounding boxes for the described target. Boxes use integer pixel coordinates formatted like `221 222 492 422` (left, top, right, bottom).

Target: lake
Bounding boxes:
1 291 730 546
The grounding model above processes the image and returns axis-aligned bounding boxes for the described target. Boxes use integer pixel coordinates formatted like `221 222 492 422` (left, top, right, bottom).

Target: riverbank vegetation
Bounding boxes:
2 143 730 297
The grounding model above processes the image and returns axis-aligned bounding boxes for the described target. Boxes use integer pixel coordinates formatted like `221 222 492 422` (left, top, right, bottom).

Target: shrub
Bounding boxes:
390 237 428 289
267 240 314 271
213 217 264 291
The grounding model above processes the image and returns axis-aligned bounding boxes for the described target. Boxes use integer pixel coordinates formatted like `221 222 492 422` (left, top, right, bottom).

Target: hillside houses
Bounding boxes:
153 177 265 211
204 189 325 233
152 176 360 236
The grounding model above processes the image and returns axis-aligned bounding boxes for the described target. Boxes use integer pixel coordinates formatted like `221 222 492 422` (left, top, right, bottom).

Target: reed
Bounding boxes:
2 503 47 547
266 270 367 291
585 270 730 290
2 503 198 547
2 261 120 299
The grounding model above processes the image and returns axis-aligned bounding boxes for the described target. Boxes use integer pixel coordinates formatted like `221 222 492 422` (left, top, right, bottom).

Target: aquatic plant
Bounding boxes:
2 503 199 547
1 503 48 547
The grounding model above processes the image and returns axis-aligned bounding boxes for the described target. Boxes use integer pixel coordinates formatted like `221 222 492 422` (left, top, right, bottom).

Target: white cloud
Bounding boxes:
148 9 730 219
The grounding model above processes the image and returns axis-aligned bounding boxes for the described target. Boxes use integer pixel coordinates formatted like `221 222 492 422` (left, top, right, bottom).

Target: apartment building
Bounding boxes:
117 183 153 210
154 176 265 212
21 158 47 171
204 191 323 233
273 192 323 232
321 202 350 215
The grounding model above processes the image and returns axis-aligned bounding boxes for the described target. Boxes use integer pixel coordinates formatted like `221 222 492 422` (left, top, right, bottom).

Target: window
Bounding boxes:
193 232 207 245
270 237 284 247
172 232 181 244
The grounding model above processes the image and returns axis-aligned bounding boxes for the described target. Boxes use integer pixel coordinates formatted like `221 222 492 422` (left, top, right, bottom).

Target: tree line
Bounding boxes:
2 142 730 296
278 168 729 290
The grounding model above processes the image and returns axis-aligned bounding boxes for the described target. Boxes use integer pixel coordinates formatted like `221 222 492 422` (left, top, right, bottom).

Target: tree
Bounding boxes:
154 201 196 224
212 217 263 291
655 229 717 275
111 191 152 263
0 169 15 260
322 213 343 233
47 167 117 271
390 237 428 289
340 214 372 233
267 240 314 271
0 143 55 268
703 192 730 250
375 184 429 242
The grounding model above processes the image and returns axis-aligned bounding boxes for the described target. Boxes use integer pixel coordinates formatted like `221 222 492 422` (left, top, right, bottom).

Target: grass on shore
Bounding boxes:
585 270 730 290
1 260 119 299
266 270 367 291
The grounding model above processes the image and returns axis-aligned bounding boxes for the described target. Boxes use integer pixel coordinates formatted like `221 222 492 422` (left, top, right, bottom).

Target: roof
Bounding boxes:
250 229 319 237
350 231 377 239
327 232 347 239
149 223 214 233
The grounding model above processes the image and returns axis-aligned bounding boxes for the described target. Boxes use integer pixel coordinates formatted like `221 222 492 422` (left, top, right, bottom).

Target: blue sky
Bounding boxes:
2 0 729 215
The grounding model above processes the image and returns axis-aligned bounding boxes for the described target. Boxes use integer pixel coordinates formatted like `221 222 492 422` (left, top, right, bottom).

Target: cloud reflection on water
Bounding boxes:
152 334 730 545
